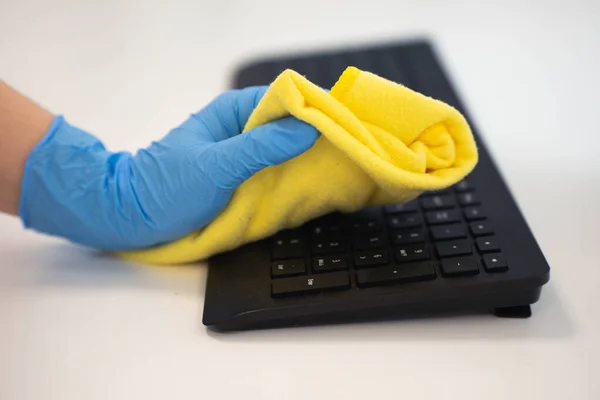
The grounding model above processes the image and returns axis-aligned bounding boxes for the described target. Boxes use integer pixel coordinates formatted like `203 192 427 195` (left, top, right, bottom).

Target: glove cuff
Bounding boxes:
19 114 65 229
18 115 139 249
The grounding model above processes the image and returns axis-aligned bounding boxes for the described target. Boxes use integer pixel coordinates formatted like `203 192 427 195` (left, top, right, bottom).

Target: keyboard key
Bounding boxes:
458 192 480 206
311 224 341 236
483 254 508 272
476 236 500 253
440 257 480 277
384 200 418 214
312 235 346 254
352 218 382 232
420 194 456 210
436 240 473 257
272 233 306 259
425 209 461 225
354 232 387 250
271 259 306 278
311 213 345 235
272 272 350 297
470 221 493 236
391 229 425 244
463 206 485 221
356 262 436 288
395 244 430 263
354 249 389 268
313 255 349 272
387 213 423 229
430 224 467 240
350 208 383 231
454 179 471 192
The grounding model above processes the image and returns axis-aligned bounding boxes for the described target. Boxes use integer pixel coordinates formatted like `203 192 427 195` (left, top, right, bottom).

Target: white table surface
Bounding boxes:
1 1 599 399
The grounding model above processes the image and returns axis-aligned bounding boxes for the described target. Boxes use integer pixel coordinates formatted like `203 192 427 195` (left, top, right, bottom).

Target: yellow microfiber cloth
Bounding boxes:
118 66 478 265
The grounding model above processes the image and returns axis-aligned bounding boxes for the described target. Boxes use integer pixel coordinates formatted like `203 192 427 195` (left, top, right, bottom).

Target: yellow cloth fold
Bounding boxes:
119 67 478 265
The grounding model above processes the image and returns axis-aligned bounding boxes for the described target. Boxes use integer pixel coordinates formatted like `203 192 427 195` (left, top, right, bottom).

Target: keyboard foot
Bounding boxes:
494 305 532 318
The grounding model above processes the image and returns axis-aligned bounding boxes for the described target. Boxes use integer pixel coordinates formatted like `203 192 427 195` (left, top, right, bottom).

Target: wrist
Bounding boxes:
18 115 66 224
0 81 54 215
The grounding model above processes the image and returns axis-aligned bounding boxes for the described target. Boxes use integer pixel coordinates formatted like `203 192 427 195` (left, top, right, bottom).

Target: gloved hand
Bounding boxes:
19 87 320 250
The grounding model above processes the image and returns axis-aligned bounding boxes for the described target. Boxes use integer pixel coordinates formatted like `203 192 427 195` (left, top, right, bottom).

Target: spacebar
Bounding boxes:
272 272 350 298
356 263 436 288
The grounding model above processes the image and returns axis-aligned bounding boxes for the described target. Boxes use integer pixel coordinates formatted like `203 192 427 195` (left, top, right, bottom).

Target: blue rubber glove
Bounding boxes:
20 87 320 250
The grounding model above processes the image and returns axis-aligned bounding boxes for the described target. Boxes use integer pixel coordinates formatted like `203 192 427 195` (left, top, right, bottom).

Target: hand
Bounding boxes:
20 87 320 250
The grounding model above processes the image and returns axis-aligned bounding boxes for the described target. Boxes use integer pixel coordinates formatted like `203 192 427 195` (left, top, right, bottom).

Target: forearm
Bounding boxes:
0 80 54 215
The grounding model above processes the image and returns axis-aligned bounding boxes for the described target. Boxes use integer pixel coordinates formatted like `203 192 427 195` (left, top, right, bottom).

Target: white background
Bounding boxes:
1 0 599 399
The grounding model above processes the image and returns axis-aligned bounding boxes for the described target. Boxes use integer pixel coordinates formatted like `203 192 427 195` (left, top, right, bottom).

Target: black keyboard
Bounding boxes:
202 40 550 331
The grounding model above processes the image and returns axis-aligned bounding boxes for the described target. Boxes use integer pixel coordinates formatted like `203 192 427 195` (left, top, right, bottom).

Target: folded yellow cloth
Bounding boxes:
119 67 478 265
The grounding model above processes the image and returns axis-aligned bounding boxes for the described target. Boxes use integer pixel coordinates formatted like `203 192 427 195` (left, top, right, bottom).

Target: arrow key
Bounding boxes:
354 249 389 268
483 254 508 272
